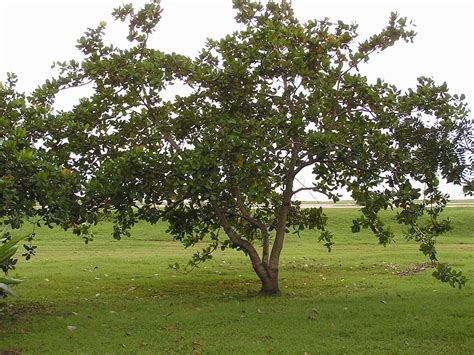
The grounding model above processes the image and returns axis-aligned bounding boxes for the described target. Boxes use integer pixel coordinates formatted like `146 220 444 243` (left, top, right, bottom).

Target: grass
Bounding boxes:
1 208 473 354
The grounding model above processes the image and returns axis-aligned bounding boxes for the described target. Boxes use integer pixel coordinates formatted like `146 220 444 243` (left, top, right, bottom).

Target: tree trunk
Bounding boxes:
259 267 280 295
211 203 282 295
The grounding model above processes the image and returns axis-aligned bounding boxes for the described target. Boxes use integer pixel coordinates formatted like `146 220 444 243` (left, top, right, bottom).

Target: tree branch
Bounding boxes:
293 156 320 178
211 202 269 280
292 186 319 195
234 186 270 267
269 140 300 268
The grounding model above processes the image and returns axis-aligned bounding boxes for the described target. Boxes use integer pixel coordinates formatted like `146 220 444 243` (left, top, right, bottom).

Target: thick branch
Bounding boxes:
269 141 300 268
211 202 269 280
235 186 270 267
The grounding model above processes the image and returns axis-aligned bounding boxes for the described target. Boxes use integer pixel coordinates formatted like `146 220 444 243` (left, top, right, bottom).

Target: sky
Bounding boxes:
1 0 473 200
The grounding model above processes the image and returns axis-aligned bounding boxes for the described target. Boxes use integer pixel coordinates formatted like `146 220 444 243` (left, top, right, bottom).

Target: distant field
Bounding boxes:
1 208 473 353
300 199 474 208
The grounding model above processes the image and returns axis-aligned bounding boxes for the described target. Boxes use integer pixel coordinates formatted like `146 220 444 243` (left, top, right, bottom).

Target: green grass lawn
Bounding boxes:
1 208 473 354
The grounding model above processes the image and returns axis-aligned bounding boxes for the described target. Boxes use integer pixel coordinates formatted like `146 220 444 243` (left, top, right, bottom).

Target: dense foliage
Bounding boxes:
2 0 471 293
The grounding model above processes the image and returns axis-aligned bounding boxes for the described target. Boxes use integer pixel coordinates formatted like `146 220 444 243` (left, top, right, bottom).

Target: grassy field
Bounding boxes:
1 208 473 354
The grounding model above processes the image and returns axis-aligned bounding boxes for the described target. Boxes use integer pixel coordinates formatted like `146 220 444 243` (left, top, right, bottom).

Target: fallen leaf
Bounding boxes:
67 325 77 331
257 308 264 314
128 286 137 292
71 311 79 316
380 300 387 304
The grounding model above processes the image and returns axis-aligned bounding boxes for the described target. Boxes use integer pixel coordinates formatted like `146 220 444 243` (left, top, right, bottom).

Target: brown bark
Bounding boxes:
269 142 299 270
261 142 300 294
212 203 268 281
212 143 300 294
259 267 280 295
234 186 270 268
212 202 281 294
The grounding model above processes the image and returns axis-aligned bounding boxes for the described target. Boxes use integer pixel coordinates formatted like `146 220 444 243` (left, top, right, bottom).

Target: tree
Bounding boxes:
1 73 83 296
27 0 471 294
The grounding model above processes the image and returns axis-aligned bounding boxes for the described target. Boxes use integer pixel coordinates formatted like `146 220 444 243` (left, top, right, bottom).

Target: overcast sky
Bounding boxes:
1 0 473 200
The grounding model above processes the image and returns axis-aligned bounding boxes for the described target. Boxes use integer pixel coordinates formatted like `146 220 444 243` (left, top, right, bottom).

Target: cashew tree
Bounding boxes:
30 0 471 294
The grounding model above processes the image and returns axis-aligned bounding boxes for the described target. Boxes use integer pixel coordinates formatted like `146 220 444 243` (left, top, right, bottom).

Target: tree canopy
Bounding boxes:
3 0 472 293
1 73 79 289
